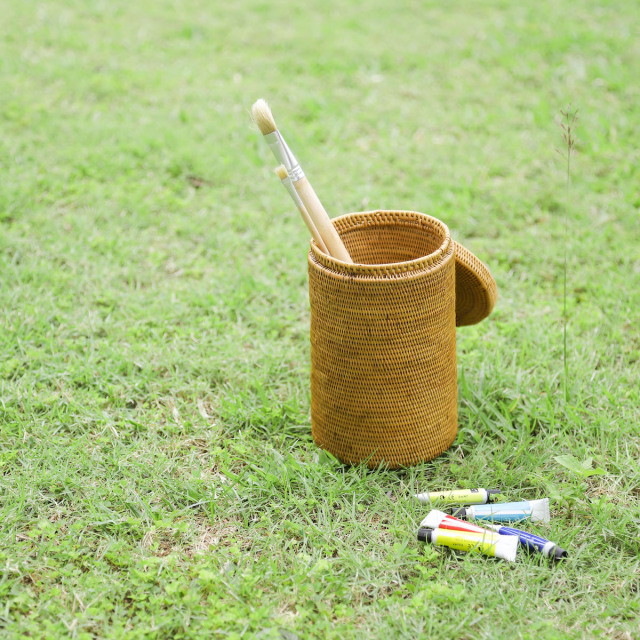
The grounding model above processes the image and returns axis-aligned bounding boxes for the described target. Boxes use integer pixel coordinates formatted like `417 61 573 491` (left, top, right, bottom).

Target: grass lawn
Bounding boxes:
1 0 639 637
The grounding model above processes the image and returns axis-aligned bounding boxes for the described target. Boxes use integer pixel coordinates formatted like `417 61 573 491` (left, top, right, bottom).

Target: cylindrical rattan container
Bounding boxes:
308 210 458 469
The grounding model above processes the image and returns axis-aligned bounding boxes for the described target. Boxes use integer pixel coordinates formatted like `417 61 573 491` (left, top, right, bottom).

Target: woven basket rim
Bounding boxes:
309 210 452 277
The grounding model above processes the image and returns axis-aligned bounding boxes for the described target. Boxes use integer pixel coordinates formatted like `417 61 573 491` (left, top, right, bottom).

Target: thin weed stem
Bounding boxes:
558 107 578 404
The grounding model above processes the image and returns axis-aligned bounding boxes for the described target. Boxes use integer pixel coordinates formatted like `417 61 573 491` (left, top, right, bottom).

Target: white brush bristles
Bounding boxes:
252 99 277 135
275 165 288 181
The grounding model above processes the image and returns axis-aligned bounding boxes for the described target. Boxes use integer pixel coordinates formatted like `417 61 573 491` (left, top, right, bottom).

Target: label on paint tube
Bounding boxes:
462 499 550 524
437 514 495 536
434 528 500 552
421 509 492 535
415 488 501 505
422 528 518 562
467 501 532 522
433 489 485 504
484 525 568 559
495 526 548 552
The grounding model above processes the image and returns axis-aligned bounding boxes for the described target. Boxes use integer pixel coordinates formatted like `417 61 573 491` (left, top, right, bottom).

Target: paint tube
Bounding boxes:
452 499 550 524
420 510 495 535
417 527 518 562
483 523 568 560
414 488 503 505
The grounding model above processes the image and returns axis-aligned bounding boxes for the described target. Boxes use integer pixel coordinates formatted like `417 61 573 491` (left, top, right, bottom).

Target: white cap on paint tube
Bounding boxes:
528 499 550 523
494 534 519 562
419 510 448 529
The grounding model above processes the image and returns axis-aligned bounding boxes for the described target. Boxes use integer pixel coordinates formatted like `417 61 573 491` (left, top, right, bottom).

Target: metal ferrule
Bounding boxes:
265 131 305 182
281 175 305 211
287 164 304 182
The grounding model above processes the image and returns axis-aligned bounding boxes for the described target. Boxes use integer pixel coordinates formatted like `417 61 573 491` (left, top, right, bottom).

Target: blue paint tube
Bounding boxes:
451 499 550 524
483 523 568 560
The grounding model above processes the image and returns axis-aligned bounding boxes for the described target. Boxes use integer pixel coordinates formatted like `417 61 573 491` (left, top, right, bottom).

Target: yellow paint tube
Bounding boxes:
417 527 518 562
414 488 504 505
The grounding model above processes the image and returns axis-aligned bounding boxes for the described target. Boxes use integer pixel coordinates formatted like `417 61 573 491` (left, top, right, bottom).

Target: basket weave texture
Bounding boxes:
308 210 458 468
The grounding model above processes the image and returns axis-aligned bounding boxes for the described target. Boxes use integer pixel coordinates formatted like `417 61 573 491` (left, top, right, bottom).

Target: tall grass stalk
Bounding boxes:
558 107 578 403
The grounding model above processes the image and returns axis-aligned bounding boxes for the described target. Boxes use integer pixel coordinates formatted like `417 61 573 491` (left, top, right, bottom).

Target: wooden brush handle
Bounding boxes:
297 203 329 254
293 177 353 263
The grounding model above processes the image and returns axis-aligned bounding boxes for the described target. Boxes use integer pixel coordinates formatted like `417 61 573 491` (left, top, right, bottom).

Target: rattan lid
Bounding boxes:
310 210 497 327
454 242 497 327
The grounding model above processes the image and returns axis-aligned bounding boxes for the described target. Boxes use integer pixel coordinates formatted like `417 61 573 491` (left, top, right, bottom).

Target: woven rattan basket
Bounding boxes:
308 210 496 469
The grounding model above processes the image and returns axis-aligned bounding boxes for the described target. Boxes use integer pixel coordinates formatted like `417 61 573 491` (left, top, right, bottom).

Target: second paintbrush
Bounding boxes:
274 165 328 255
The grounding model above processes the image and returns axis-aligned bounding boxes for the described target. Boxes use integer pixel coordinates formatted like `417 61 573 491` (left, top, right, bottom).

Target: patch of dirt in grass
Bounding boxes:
190 521 254 555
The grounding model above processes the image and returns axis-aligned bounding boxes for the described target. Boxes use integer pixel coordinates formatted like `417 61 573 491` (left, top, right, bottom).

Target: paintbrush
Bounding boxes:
275 165 329 254
252 99 353 263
